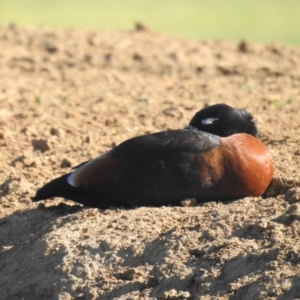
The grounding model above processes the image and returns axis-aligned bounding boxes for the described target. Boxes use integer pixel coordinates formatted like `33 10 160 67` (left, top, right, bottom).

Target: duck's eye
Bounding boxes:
201 118 218 125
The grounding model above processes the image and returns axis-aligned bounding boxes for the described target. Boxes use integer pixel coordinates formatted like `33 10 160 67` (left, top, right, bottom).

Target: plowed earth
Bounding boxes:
1 24 300 300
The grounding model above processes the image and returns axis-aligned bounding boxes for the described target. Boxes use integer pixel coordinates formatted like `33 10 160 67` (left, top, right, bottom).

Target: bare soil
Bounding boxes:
1 24 300 300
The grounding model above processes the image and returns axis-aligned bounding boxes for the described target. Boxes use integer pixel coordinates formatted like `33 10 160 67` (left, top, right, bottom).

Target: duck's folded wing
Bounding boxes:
69 129 220 188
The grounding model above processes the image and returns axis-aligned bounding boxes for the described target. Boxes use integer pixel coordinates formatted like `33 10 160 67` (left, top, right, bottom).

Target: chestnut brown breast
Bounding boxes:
219 134 274 199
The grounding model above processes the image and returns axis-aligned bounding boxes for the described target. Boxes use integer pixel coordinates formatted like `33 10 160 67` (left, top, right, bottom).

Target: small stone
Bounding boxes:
135 21 151 31
37 203 46 209
60 158 72 168
294 149 300 156
133 53 143 61
84 135 92 143
238 40 249 52
105 118 117 126
180 198 197 207
0 179 12 196
258 221 275 231
117 269 136 280
32 139 50 153
50 127 65 137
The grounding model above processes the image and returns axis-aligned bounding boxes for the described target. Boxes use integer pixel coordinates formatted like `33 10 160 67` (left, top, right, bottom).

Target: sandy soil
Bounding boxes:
1 24 300 300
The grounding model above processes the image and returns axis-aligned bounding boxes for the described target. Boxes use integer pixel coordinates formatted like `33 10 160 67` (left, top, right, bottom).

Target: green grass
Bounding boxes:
1 0 300 44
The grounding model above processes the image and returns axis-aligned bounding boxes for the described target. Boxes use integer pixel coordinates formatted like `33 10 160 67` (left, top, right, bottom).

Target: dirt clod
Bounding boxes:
60 158 72 168
32 139 51 152
285 187 300 203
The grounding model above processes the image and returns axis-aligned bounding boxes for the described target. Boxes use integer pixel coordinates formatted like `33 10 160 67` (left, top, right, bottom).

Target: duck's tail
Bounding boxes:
31 174 126 209
31 174 71 202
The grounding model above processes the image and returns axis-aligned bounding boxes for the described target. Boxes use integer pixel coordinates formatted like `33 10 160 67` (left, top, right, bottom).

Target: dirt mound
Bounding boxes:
1 24 300 299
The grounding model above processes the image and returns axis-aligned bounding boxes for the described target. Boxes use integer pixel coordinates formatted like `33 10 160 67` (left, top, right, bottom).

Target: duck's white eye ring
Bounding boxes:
202 118 218 125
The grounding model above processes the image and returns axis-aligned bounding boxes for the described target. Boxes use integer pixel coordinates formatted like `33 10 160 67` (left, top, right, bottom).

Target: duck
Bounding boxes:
32 103 274 208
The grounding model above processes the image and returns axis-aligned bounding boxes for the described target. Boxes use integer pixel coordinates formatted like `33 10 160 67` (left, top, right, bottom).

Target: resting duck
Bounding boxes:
32 103 274 208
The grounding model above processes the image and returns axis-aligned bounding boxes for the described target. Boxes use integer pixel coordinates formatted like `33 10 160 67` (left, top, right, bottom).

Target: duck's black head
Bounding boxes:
189 103 258 137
